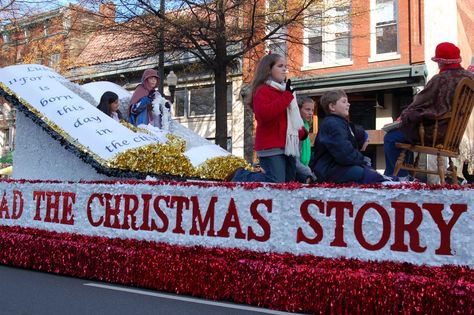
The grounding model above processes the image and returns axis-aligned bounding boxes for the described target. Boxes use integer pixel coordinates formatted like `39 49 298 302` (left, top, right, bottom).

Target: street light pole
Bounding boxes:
166 70 178 102
158 0 165 94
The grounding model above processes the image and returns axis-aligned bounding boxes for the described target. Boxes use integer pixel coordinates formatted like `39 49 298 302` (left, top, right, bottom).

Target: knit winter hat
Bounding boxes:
141 68 160 83
431 42 462 64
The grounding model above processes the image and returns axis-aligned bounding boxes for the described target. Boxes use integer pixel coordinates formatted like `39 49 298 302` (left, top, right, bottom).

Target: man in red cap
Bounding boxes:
383 42 474 179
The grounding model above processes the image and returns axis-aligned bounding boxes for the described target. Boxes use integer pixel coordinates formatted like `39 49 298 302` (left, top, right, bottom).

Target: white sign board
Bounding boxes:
0 64 163 160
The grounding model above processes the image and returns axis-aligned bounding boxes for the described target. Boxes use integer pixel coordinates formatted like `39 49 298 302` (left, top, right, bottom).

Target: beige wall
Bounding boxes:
424 1 458 80
457 0 474 68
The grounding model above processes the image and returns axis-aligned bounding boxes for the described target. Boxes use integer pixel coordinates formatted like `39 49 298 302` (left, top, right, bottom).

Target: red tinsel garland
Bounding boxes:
0 225 472 314
1 178 472 191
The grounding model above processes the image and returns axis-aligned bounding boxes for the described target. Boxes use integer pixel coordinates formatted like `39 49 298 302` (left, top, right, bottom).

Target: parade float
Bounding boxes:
0 64 472 313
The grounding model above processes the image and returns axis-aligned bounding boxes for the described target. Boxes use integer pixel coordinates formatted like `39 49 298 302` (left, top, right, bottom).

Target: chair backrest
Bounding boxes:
443 78 474 153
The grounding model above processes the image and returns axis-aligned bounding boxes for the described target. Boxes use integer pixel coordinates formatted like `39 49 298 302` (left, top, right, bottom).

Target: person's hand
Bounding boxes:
148 90 157 99
285 79 295 93
147 102 153 111
305 173 317 184
363 156 372 167
298 126 309 140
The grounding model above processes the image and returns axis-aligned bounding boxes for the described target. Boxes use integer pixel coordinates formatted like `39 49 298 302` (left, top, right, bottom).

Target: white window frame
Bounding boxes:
369 0 400 62
303 1 353 70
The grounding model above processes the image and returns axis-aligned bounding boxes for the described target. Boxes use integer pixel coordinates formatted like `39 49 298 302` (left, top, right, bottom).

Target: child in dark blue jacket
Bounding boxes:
311 90 386 184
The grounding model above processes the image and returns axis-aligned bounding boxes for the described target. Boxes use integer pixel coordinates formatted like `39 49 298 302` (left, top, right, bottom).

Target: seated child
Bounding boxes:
462 160 474 184
296 97 317 183
128 68 160 126
310 90 386 184
97 91 123 122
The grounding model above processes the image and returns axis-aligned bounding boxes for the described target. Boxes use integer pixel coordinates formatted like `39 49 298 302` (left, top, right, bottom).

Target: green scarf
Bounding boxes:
300 121 311 166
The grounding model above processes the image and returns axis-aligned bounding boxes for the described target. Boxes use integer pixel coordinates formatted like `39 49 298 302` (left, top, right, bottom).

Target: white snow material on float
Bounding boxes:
151 92 172 131
81 81 132 103
13 111 114 181
61 81 99 107
184 144 231 167
169 122 216 150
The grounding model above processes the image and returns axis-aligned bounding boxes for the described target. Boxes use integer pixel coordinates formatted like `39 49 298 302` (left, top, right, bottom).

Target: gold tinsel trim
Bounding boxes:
196 155 250 181
109 143 196 177
165 133 187 153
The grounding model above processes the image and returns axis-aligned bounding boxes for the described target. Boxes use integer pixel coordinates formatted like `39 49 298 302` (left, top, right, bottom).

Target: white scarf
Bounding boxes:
266 80 304 157
152 92 172 131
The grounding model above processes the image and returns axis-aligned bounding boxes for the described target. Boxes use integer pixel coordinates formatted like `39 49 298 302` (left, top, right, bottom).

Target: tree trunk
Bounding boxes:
214 0 228 150
214 66 228 150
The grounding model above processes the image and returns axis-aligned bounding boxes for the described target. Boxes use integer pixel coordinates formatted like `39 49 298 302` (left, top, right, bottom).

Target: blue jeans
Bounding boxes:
232 169 275 183
383 130 412 177
336 165 364 183
296 171 309 183
259 154 296 183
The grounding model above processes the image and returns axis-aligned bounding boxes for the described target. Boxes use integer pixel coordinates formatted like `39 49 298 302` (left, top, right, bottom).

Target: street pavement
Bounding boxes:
0 265 302 315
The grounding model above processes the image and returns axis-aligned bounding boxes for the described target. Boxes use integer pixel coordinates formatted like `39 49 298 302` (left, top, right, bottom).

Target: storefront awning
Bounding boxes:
292 64 426 95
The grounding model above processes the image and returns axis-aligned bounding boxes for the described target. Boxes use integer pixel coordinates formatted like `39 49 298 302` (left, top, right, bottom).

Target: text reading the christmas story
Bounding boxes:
0 189 466 256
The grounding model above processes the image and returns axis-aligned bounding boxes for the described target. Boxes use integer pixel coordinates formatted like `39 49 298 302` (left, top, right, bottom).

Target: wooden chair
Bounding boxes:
393 78 474 185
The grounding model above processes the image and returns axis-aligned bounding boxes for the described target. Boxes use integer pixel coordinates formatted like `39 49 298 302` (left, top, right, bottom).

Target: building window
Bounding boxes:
43 22 49 36
49 53 61 68
334 6 352 59
175 90 186 117
63 18 72 32
372 0 398 55
305 3 352 65
4 128 10 148
174 84 233 118
190 86 214 116
2 32 10 44
307 11 322 63
266 0 287 56
267 24 288 56
23 28 30 39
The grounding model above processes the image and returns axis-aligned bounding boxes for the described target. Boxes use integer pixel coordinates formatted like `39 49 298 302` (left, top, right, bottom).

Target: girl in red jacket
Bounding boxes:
246 53 307 182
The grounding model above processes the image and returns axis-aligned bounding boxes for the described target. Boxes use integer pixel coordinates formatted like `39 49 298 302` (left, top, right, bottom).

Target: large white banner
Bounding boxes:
0 179 472 267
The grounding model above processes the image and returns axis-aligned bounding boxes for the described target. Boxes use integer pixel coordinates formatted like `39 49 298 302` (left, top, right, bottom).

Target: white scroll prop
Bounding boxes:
0 64 163 160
